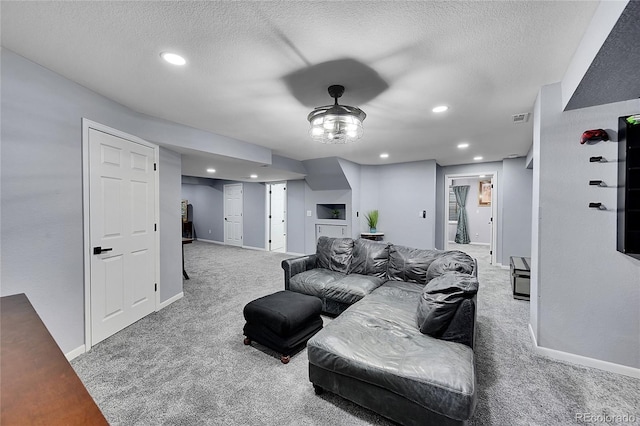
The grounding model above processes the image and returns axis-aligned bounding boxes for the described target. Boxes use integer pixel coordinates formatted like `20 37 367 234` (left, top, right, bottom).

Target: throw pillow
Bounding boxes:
416 271 479 336
387 245 444 285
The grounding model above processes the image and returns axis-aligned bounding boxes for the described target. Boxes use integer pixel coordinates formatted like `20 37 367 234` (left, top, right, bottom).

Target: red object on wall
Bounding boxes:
580 129 609 144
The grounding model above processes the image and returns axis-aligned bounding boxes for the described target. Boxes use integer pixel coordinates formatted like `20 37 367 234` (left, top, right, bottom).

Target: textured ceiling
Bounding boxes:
1 1 601 180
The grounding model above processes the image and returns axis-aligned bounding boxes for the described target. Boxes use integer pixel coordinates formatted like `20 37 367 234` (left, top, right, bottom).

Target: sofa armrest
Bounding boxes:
281 254 317 290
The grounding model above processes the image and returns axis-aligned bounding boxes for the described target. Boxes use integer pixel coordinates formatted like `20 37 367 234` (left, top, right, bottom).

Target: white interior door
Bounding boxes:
269 183 286 252
89 128 156 345
224 184 243 246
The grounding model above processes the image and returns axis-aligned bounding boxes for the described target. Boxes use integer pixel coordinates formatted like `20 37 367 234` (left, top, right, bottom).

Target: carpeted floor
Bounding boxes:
72 241 639 425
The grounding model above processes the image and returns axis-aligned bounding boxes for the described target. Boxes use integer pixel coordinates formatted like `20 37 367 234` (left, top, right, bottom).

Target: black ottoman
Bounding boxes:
243 291 323 364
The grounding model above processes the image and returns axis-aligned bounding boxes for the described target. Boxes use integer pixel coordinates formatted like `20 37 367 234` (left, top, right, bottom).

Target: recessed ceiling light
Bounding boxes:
457 143 469 149
206 168 216 173
380 153 389 159
432 105 449 113
160 52 186 66
473 156 483 161
250 174 258 179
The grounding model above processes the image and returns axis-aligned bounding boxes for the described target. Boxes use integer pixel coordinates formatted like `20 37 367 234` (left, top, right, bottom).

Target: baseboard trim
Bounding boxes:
285 251 306 256
65 344 86 361
528 324 639 379
242 245 266 251
195 238 224 245
159 292 184 310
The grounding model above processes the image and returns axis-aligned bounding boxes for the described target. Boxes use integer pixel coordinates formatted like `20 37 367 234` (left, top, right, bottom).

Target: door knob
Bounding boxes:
93 246 113 255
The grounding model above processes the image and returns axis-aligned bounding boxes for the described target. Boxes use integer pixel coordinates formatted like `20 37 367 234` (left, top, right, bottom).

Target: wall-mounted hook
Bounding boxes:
589 180 607 187
589 156 607 163
589 202 606 210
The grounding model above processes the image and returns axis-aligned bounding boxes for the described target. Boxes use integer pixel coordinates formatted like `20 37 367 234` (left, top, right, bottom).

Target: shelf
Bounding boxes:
316 203 346 220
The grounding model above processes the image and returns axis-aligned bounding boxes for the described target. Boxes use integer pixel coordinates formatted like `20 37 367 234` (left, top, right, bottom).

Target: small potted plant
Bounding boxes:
331 209 341 219
364 209 379 233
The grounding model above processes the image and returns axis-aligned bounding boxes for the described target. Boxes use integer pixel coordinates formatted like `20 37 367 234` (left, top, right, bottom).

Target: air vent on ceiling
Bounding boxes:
512 113 530 124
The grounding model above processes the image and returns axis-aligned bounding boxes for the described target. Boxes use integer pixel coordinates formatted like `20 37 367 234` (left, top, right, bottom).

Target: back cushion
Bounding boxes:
348 239 390 278
316 236 354 274
387 245 444 285
425 250 475 282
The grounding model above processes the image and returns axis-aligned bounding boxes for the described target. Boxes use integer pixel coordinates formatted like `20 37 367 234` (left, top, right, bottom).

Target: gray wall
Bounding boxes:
501 157 532 263
435 165 445 249
0 49 183 353
360 160 438 249
338 158 361 239
159 148 183 302
242 182 266 249
286 180 306 254
532 82 640 368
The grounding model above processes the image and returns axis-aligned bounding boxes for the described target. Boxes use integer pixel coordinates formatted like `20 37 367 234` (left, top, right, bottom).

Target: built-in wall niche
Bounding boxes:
317 204 346 220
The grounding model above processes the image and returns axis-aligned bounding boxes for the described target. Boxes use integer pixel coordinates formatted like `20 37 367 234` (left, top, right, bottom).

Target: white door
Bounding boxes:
224 184 243 246
269 183 286 253
89 128 157 345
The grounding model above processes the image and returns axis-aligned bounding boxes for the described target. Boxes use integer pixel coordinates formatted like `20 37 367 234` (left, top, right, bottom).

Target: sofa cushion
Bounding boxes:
416 272 479 337
308 285 476 421
425 250 475 282
289 269 345 297
316 237 354 274
325 274 384 305
387 245 444 286
348 239 390 278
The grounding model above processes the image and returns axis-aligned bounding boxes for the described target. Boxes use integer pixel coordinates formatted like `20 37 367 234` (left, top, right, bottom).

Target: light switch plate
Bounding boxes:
306 210 312 217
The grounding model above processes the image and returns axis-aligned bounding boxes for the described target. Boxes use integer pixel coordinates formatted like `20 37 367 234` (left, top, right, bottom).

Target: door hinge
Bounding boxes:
269 190 272 194
269 239 272 243
490 251 493 255
268 215 272 219
154 223 157 231
154 163 157 171
155 283 157 292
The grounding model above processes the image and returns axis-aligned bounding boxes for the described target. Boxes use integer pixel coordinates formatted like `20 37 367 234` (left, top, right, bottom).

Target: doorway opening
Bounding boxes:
267 182 287 253
444 171 498 265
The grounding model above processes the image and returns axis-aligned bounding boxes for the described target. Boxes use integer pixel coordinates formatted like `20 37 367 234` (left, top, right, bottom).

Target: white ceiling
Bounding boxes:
1 1 601 180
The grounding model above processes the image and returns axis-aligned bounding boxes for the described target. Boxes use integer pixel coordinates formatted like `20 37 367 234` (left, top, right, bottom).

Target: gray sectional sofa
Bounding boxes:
281 236 480 426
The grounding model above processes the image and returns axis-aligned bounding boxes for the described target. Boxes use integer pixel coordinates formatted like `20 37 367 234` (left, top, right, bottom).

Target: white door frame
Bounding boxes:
81 119 160 352
443 171 498 265
265 182 287 252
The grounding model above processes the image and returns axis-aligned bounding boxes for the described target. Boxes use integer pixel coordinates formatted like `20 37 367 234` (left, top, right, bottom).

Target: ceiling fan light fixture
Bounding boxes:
308 85 366 144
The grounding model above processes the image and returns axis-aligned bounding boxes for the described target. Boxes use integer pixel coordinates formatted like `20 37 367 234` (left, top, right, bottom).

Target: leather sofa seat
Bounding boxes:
308 283 476 422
